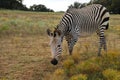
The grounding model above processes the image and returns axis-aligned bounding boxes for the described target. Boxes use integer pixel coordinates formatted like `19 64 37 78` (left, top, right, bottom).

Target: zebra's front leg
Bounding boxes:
67 39 77 55
98 39 102 56
68 45 73 55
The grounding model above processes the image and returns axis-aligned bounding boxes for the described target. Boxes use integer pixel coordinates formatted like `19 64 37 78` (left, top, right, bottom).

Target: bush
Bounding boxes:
49 69 66 80
72 53 81 63
77 60 101 74
101 50 120 69
70 74 87 80
63 58 75 69
54 68 65 76
48 50 120 80
103 69 120 80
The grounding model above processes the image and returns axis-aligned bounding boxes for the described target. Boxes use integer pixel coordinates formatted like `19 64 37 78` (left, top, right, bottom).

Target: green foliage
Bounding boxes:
54 69 65 76
0 0 53 12
45 69 66 80
0 25 9 32
63 58 76 76
68 2 87 9
0 0 27 10
63 58 75 69
90 0 120 14
50 50 120 80
70 74 87 80
100 50 120 70
30 4 54 12
77 60 101 74
103 69 120 80
0 10 62 36
69 0 120 14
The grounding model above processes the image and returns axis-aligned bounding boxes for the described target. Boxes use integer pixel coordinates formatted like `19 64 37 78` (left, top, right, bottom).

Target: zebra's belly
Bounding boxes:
75 24 98 37
78 32 93 37
78 28 97 37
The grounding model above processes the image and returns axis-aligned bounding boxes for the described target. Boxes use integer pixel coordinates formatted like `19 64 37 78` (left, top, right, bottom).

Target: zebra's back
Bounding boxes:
66 4 109 36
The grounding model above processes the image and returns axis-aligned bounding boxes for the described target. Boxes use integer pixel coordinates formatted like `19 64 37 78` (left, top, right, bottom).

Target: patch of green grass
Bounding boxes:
0 10 63 36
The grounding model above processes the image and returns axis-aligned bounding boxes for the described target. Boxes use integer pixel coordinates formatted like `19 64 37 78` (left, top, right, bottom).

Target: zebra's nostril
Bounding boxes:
51 58 58 65
58 45 61 47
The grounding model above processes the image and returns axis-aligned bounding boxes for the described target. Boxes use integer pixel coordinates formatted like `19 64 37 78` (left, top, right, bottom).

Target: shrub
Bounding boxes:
103 69 120 80
63 58 78 76
115 74 120 80
54 68 65 76
72 53 81 63
63 58 75 69
70 74 87 80
0 25 9 32
101 50 120 69
77 60 101 74
49 69 66 80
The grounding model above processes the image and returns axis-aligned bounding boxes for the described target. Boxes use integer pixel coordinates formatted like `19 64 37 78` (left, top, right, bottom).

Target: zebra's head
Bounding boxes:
47 28 62 65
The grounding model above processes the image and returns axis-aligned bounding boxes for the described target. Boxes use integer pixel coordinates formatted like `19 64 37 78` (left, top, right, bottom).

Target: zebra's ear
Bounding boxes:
47 29 51 36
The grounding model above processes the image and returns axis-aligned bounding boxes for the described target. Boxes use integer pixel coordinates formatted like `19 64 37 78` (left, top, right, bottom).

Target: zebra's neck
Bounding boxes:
57 12 73 36
56 23 68 40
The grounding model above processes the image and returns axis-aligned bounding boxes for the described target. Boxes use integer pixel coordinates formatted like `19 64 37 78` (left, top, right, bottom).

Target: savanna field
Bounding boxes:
0 10 120 80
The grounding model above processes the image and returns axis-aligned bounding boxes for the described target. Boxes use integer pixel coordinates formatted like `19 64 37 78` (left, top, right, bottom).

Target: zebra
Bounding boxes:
47 4 109 65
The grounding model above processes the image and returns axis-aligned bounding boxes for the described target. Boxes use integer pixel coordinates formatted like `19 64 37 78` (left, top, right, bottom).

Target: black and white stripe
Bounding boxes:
56 4 109 56
55 45 62 58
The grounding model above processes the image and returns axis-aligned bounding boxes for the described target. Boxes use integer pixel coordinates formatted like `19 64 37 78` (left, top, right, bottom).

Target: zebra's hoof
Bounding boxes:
51 58 58 65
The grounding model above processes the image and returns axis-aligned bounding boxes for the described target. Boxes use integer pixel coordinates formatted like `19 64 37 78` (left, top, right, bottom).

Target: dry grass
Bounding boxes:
0 10 120 80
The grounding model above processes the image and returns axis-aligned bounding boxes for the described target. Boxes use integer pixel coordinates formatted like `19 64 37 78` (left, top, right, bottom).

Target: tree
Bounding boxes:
89 0 120 14
30 4 54 12
68 2 87 9
17 0 22 3
111 0 120 14
0 0 28 10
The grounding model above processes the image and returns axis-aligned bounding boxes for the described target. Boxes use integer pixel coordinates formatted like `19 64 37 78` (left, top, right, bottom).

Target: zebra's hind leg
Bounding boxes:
98 39 102 56
97 29 107 56
98 36 107 56
103 36 107 52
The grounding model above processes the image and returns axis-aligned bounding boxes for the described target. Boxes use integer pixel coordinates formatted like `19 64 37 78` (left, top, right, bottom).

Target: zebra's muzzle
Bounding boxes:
51 58 58 65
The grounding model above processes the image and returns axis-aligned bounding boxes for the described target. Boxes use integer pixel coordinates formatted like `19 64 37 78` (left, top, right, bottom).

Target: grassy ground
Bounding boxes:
0 10 120 80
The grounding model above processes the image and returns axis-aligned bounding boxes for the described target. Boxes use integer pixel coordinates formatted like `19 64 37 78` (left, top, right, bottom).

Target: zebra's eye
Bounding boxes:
51 33 53 36
57 45 61 47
